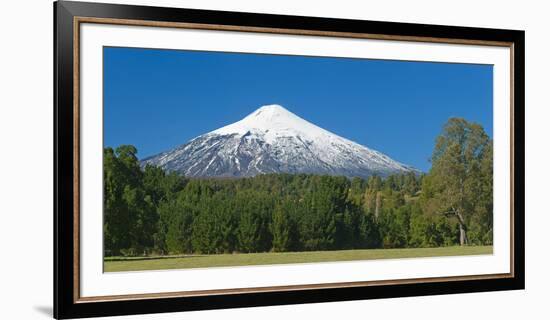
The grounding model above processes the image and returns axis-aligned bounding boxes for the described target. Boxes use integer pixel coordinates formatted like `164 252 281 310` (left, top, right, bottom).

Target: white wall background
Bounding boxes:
0 0 547 319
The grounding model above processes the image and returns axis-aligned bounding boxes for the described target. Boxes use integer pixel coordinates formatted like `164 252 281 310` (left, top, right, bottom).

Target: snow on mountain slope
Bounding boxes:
141 104 417 178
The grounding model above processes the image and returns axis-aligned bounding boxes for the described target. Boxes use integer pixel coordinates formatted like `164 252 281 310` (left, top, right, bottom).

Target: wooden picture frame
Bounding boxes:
54 1 524 318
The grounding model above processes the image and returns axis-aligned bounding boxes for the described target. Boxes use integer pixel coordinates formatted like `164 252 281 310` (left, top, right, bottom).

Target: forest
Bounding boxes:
103 118 493 257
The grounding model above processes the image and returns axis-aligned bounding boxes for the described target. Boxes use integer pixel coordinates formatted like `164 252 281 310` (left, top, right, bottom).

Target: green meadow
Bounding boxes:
104 245 492 272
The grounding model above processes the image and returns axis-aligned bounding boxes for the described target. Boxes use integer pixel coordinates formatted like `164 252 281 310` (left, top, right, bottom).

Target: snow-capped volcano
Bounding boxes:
141 104 417 178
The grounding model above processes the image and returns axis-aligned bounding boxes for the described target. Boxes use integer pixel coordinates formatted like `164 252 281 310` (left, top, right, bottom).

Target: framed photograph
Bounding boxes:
54 0 524 318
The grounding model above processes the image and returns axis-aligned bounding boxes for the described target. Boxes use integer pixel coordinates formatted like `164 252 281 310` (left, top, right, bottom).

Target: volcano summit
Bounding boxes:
141 104 417 178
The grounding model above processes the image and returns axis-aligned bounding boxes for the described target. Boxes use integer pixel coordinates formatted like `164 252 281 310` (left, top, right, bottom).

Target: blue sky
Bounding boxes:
104 47 493 172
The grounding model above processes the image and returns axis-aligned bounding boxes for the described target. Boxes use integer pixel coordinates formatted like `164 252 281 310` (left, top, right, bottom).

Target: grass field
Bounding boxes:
104 246 492 272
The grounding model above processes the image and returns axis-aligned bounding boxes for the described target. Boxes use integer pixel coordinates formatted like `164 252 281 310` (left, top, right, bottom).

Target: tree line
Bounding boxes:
104 118 493 256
